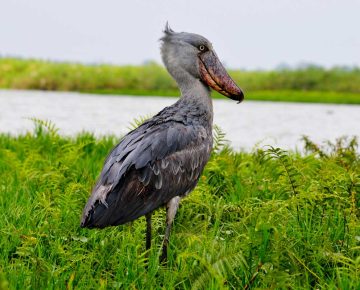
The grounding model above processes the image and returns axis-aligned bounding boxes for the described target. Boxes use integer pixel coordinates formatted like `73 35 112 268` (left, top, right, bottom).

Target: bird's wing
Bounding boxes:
81 120 212 227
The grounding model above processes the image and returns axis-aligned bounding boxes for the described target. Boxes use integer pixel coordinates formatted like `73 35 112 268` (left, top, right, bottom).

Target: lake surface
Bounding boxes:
1 89 360 151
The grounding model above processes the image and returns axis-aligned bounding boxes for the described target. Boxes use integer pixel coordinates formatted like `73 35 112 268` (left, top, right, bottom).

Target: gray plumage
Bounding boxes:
80 24 243 261
81 98 212 227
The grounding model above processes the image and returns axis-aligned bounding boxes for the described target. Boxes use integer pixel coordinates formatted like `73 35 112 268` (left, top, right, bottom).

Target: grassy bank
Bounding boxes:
0 121 359 289
1 58 360 104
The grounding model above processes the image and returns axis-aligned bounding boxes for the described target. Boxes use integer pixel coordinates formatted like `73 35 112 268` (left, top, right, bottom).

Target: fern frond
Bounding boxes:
265 146 301 196
191 251 248 290
301 135 327 158
127 114 151 131
28 117 59 137
213 125 228 153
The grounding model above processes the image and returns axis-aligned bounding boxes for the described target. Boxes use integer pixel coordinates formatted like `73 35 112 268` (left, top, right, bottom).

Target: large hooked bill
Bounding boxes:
199 50 244 103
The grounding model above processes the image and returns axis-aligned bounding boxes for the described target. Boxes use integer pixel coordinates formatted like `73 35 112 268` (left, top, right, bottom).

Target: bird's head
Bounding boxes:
160 24 244 102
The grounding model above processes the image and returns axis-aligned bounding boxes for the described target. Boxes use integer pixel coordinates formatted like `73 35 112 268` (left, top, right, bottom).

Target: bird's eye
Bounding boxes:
199 45 206 51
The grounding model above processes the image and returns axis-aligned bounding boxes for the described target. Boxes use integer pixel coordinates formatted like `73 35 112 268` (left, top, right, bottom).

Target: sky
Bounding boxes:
1 0 359 70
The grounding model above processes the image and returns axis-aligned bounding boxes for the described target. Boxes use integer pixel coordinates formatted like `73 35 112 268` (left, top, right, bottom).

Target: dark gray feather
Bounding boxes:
81 95 213 228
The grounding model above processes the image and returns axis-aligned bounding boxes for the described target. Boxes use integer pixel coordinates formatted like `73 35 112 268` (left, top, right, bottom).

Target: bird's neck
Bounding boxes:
180 77 210 100
175 74 213 128
175 71 213 112
163 54 212 111
181 77 213 114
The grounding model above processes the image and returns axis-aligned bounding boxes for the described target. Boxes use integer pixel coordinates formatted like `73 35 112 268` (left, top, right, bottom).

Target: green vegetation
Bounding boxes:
1 58 360 104
0 121 359 289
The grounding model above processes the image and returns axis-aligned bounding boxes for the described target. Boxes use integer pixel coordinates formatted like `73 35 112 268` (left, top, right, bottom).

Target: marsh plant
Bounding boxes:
1 58 360 104
0 120 359 289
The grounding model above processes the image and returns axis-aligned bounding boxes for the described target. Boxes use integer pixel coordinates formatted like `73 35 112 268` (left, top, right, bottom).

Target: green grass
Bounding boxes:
1 58 360 104
0 120 359 289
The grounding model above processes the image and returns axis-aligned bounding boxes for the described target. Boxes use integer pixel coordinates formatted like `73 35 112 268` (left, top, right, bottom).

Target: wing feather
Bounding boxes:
81 120 212 228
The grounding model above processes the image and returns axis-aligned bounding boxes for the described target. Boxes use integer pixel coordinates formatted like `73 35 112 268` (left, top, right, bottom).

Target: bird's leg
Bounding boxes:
145 212 152 251
160 196 181 263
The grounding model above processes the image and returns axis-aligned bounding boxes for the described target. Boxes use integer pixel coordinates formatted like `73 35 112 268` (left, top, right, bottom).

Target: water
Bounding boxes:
1 89 359 151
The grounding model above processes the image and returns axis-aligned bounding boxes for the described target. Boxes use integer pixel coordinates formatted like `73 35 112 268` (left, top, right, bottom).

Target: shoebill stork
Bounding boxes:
80 24 244 262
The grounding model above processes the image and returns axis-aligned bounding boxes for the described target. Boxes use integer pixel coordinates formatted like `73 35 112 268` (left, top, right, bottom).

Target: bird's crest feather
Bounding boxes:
164 22 174 35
